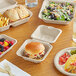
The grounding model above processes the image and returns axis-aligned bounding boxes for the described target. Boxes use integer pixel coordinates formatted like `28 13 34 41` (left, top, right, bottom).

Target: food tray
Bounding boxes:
0 5 32 32
38 0 76 25
9 8 32 27
0 34 17 58
54 47 76 76
16 25 62 63
16 39 53 63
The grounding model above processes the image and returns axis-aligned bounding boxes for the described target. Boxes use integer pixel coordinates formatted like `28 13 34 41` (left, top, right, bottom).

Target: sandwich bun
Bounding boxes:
25 42 45 55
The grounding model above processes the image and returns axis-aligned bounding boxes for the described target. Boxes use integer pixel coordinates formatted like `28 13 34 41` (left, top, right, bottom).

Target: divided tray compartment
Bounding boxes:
16 25 62 63
0 34 17 58
38 0 76 25
0 0 33 32
0 25 10 32
54 47 76 76
9 8 33 27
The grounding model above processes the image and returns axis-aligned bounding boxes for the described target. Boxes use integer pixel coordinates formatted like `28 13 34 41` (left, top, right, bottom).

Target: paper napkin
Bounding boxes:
0 59 31 76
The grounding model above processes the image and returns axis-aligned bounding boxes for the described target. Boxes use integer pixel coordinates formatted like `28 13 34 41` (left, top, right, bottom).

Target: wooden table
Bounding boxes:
0 0 76 76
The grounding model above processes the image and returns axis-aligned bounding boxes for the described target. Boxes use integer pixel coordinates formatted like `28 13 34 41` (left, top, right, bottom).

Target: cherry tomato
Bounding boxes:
59 52 70 65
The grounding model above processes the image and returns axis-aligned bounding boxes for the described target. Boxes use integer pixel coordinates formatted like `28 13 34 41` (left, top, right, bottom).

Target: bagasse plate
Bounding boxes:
16 39 53 63
54 47 76 76
0 34 17 58
38 0 76 24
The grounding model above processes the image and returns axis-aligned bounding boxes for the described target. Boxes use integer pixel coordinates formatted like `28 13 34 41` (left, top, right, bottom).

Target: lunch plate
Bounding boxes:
16 25 62 63
0 34 17 58
54 47 76 76
38 0 76 25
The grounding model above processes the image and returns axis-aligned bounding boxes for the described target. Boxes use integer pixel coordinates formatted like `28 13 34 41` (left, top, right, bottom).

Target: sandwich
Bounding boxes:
64 54 76 74
15 5 29 19
3 8 20 22
24 42 45 59
3 5 30 22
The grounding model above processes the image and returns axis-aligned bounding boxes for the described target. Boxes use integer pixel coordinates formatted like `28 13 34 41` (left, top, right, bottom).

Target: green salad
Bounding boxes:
42 2 74 21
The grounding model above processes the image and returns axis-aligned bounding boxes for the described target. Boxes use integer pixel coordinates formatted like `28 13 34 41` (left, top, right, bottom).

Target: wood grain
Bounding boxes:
0 0 75 76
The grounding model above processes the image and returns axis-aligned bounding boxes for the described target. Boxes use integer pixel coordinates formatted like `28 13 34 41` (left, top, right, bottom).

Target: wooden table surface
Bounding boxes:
0 0 76 76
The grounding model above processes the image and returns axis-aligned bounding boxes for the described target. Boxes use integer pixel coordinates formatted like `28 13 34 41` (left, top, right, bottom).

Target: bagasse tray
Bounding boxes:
0 5 32 32
0 0 33 32
0 34 17 58
54 47 76 76
38 0 76 24
16 39 53 63
16 25 62 63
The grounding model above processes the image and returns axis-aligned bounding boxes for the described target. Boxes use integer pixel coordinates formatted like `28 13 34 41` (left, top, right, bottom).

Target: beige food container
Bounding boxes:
38 0 76 25
0 0 33 32
0 34 17 58
16 25 62 63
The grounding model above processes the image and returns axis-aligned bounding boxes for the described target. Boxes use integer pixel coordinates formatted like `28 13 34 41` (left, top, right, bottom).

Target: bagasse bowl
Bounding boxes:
38 0 76 25
0 34 17 58
16 39 53 63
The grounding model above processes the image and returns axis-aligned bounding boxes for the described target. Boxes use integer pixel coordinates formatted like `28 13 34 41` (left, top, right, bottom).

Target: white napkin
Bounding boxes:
0 59 31 76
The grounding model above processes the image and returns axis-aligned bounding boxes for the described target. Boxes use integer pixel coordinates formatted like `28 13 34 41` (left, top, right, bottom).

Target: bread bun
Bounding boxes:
25 42 45 55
